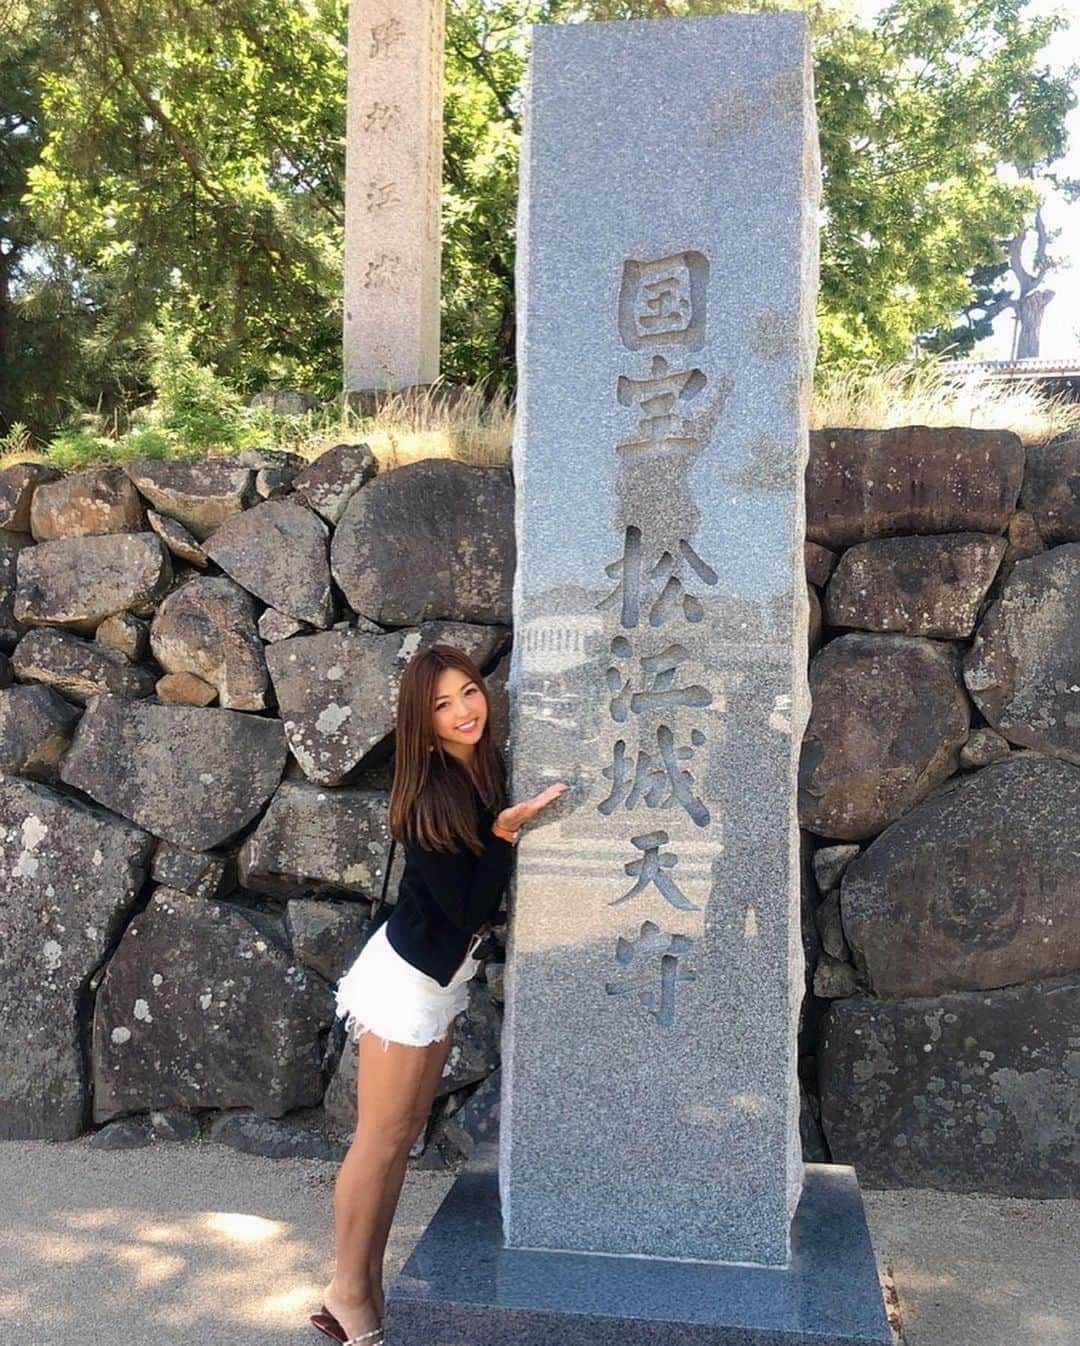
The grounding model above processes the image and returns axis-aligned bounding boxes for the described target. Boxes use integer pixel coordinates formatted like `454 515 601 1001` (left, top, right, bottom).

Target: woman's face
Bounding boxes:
432 667 487 757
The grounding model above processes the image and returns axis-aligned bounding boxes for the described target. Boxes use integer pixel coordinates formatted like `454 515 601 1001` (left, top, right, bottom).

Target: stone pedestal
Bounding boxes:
343 0 443 392
385 1146 891 1346
386 13 889 1343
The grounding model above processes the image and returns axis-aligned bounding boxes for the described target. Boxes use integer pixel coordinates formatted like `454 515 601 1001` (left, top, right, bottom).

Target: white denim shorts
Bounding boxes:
334 923 483 1053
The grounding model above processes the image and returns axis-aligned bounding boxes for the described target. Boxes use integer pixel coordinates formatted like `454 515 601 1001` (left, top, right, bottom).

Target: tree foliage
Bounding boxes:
6 0 347 433
1 0 1075 435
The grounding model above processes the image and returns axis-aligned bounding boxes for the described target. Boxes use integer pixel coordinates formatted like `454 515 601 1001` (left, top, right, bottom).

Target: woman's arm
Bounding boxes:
405 823 516 933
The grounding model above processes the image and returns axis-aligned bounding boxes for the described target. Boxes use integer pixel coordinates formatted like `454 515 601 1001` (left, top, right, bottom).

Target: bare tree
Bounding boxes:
1006 204 1055 360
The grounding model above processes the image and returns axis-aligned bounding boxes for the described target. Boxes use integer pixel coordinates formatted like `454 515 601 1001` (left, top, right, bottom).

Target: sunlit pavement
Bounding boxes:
0 1138 1075 1345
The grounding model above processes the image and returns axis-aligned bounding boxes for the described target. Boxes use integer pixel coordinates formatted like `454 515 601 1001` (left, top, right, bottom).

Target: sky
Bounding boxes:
858 0 1080 361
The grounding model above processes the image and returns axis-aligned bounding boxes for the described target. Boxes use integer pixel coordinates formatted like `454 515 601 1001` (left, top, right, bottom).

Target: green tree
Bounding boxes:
815 0 1074 364
0 11 99 437
442 0 1075 373
18 0 347 415
5 0 1077 431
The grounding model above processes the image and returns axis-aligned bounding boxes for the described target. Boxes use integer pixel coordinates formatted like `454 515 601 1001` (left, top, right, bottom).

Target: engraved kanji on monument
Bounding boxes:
501 14 821 1267
344 0 443 391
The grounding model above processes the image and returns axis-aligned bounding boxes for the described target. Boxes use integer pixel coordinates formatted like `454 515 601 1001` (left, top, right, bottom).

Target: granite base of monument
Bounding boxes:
383 1145 891 1345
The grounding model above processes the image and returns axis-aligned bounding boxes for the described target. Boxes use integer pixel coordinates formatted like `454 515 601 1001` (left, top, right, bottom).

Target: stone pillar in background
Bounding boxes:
501 11 818 1267
343 0 443 393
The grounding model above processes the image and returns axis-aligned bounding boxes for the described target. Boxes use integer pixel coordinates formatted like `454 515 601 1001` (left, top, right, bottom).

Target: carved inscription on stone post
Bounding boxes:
344 1 444 391
598 250 731 1025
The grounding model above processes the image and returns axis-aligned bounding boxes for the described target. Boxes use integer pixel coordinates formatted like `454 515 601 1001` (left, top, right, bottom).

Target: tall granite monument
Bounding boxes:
343 0 443 393
386 15 890 1344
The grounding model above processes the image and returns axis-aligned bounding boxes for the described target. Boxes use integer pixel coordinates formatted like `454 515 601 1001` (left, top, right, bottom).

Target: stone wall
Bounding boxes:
0 448 513 1161
0 428 1077 1194
801 427 1080 1197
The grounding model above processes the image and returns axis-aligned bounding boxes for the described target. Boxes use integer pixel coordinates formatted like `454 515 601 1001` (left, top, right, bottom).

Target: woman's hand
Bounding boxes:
496 782 569 836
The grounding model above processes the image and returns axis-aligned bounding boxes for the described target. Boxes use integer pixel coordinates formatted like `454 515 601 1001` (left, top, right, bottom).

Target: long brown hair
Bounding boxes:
388 643 508 855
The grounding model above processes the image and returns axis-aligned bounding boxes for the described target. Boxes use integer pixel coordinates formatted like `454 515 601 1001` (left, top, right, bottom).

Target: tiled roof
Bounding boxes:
945 357 1080 376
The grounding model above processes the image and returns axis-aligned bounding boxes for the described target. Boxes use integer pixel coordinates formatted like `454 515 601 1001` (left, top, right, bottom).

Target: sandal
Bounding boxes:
310 1304 384 1345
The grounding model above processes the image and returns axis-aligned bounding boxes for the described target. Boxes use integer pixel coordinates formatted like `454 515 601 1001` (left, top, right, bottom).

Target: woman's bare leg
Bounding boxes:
322 1031 436 1340
366 1018 457 1316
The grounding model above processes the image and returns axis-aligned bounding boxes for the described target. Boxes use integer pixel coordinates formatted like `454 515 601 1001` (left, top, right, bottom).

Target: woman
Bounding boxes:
311 642 568 1346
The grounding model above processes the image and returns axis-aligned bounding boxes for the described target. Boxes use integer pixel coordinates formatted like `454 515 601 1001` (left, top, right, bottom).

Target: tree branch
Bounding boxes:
92 0 323 297
446 31 521 134
94 0 226 208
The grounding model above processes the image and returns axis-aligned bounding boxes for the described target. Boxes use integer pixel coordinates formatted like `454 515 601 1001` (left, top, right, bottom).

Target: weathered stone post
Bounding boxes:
343 0 443 393
385 15 891 1344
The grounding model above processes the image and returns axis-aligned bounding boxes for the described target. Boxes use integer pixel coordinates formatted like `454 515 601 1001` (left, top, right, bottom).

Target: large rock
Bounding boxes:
266 628 410 785
258 608 312 643
248 390 322 417
293 442 378 526
482 648 512 761
806 581 822 651
60 695 287 850
818 975 1080 1197
823 532 1005 638
146 509 208 567
155 671 217 705
331 459 515 624
418 619 511 673
150 576 269 711
203 498 334 629
95 611 149 662
238 780 394 897
798 632 970 839
0 463 61 532
236 447 308 473
0 683 81 781
13 532 172 633
12 627 157 704
0 776 153 1139
1019 437 1080 544
964 543 1080 764
806 427 1024 548
151 842 232 900
0 528 34 648
122 459 255 540
804 539 836 587
29 467 145 541
433 1067 502 1162
840 754 1080 997
285 898 371 983
998 508 1044 584
208 1111 346 1161
91 887 334 1122
266 623 507 785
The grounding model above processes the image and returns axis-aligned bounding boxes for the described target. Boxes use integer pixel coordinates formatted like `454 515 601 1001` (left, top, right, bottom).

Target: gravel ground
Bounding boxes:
861 1184 1080 1346
1 1137 1075 1345
0 1136 455 1346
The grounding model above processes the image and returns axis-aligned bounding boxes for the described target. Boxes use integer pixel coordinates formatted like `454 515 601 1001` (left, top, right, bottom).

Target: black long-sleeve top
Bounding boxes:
384 787 516 987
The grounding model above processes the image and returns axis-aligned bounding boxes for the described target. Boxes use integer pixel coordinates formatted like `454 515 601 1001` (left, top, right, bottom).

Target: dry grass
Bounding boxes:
299 380 514 471
0 380 516 473
810 359 1080 445
10 357 1077 477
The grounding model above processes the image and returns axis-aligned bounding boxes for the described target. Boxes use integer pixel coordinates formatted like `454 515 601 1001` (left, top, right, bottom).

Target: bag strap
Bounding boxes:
372 758 397 917
377 838 396 909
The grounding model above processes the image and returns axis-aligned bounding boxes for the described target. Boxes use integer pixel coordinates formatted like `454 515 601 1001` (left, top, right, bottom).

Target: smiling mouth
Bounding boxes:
457 718 479 731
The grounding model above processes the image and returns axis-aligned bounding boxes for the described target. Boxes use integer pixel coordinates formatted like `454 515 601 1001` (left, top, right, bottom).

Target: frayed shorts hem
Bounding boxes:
340 1011 458 1053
